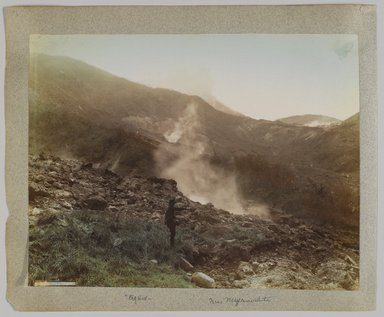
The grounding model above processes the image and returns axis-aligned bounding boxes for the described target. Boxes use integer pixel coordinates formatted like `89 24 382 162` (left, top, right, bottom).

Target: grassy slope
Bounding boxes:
29 210 191 287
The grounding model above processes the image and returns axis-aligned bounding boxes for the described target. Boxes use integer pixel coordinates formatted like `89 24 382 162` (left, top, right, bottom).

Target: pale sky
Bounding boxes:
30 34 359 121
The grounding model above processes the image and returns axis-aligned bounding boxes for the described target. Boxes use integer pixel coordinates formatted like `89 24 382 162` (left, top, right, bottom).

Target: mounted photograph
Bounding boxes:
28 34 360 290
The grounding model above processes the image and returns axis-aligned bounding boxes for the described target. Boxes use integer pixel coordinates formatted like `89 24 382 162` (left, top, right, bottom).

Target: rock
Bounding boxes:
108 206 119 212
29 183 49 201
46 178 55 184
236 261 255 279
316 246 327 252
81 162 92 169
37 212 59 226
174 202 186 210
55 190 73 198
257 261 276 272
179 257 194 272
52 182 63 189
31 207 42 216
233 280 249 288
151 213 161 220
34 175 45 183
45 206 60 215
50 203 62 210
191 272 215 288
113 238 123 247
197 245 211 257
226 245 251 261
48 171 58 178
49 165 60 173
149 259 158 265
251 261 259 271
85 195 107 210
126 195 136 205
60 201 72 209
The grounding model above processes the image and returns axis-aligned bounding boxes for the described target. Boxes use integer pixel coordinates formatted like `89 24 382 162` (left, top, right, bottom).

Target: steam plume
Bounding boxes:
156 102 245 213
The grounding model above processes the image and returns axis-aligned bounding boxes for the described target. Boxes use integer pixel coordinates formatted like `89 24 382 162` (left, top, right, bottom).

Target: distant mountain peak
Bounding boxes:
277 114 341 127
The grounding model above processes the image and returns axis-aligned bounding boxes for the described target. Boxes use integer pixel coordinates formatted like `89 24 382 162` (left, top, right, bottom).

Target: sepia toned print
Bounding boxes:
27 34 360 290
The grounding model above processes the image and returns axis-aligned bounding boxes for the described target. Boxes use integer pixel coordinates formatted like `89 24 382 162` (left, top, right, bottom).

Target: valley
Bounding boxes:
28 54 360 288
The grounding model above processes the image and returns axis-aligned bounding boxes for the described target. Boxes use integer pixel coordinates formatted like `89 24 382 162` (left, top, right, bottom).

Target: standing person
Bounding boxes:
165 197 176 248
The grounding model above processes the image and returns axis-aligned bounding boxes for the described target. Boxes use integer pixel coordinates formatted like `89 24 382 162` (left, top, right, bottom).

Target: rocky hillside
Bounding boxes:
29 54 359 227
29 154 359 289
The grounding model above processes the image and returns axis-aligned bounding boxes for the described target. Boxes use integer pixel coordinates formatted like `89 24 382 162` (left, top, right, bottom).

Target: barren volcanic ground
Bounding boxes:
29 154 359 289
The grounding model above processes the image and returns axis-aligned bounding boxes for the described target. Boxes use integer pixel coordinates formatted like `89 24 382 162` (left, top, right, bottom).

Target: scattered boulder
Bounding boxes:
60 201 72 209
236 261 255 279
226 245 251 261
55 190 73 198
191 272 215 288
34 175 45 183
85 195 107 210
29 183 49 201
126 195 137 205
48 171 58 178
151 213 161 220
52 182 63 189
257 261 276 272
31 207 42 216
108 206 119 213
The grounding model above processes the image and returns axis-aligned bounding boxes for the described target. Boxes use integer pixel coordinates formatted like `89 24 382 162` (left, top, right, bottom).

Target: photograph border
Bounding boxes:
4 4 377 311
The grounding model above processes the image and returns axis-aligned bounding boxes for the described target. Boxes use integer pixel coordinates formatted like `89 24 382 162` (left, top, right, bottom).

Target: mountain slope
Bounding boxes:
202 95 246 117
29 54 359 227
29 54 327 158
278 114 341 127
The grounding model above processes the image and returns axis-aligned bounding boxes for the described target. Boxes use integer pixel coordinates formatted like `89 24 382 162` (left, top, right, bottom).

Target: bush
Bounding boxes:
28 210 190 287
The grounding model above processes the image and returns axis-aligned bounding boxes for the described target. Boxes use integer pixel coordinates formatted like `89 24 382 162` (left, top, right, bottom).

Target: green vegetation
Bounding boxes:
29 210 191 287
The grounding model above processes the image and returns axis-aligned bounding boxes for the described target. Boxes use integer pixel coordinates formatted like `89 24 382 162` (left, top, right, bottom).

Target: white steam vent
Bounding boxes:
156 102 245 213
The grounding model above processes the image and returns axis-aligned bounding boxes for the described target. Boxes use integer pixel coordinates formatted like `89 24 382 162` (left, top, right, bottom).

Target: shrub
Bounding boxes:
28 210 191 287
